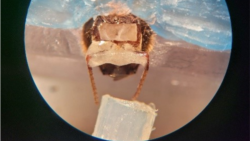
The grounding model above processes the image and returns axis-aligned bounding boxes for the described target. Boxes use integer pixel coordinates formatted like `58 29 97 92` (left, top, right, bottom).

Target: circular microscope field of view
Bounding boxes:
25 0 232 140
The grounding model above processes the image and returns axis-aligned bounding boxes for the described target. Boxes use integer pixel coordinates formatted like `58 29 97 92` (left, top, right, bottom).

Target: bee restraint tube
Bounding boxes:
92 94 157 141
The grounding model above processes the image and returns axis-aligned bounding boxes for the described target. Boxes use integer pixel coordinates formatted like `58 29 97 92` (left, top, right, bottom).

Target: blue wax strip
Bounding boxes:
26 0 232 51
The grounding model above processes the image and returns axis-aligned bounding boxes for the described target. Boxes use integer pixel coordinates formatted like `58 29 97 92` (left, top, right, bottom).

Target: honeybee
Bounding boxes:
82 13 155 104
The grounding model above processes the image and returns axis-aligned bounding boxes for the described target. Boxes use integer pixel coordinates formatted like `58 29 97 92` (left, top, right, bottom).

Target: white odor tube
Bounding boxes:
92 94 157 141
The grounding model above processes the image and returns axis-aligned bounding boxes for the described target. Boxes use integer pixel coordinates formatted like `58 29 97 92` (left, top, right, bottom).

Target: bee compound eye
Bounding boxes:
126 70 130 74
102 69 106 73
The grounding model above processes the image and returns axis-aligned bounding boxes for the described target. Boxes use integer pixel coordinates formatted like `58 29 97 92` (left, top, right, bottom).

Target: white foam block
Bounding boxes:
92 94 157 141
